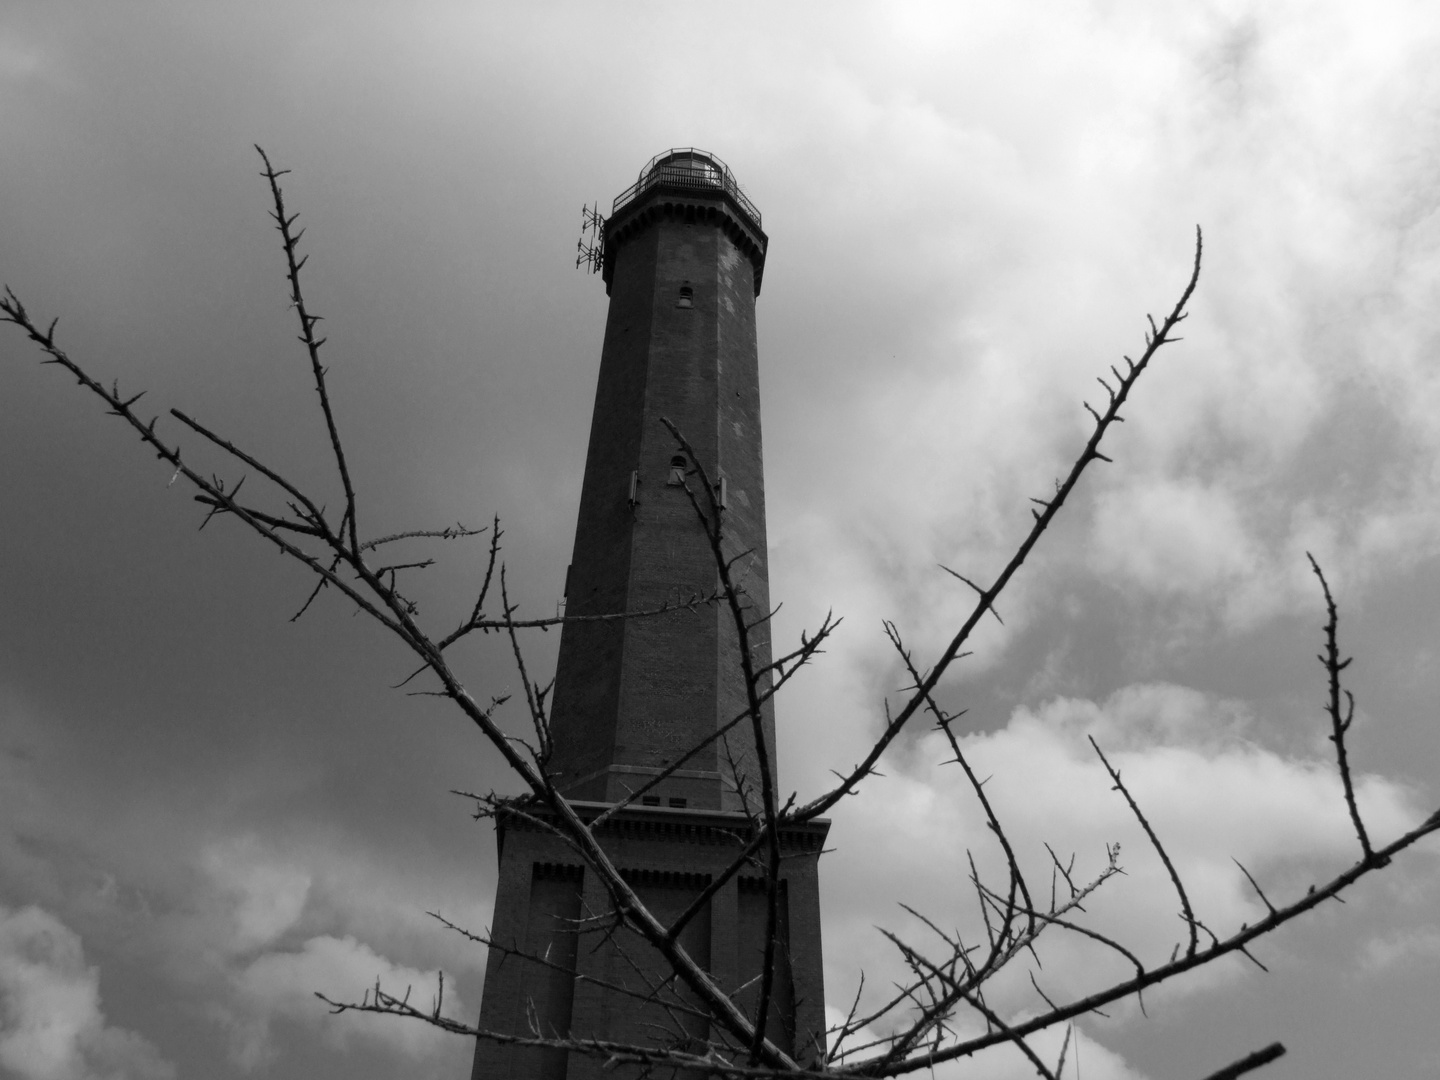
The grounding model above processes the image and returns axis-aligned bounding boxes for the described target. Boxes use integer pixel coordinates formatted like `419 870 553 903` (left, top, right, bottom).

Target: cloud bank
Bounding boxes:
0 905 175 1080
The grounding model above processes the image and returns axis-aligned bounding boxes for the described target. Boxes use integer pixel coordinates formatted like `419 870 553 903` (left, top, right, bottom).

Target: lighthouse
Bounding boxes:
472 150 827 1079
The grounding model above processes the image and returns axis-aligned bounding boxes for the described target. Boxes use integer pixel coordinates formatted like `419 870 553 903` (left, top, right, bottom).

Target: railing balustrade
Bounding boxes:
610 148 761 228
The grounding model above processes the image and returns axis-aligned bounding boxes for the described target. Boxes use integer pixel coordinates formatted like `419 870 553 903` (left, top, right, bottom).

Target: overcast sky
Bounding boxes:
3 3 1440 1079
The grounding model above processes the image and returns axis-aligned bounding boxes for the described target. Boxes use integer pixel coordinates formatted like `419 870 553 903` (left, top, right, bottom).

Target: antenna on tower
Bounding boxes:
575 202 605 273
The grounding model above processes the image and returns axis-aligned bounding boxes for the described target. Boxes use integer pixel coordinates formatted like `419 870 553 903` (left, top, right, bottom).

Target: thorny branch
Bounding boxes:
664 418 798 1061
1088 735 1200 960
787 231 1205 829
256 145 362 556
1308 553 1375 861
7 155 1438 1080
2 150 797 1073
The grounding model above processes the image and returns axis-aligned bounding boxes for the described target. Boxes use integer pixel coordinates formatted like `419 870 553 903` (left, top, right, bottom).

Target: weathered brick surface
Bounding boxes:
548 193 774 812
475 804 828 1079
473 162 827 1079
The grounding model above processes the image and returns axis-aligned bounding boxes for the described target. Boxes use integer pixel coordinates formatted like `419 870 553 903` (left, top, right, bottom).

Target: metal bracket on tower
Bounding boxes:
575 202 605 273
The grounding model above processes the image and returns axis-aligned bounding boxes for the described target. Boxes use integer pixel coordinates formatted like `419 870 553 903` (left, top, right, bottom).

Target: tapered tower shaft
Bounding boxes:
549 149 774 812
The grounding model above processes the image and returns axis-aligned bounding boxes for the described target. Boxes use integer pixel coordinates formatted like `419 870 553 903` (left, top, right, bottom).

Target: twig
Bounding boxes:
256 145 361 555
793 229 1204 826
1307 554 1374 860
1089 735 1199 959
1195 1042 1286 1080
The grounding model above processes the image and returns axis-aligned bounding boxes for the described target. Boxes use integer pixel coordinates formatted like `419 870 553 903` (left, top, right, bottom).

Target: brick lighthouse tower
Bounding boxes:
471 150 827 1079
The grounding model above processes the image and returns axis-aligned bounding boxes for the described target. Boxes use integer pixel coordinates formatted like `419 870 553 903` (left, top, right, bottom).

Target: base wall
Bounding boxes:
471 802 828 1079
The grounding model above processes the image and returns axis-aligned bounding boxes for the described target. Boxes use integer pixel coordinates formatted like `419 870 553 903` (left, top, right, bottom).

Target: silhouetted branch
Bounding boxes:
792 229 1205 828
664 418 787 1060
256 145 360 555
9 156 1429 1080
1307 553 1375 860
1195 1042 1286 1080
872 813 1440 1076
1088 735 1200 960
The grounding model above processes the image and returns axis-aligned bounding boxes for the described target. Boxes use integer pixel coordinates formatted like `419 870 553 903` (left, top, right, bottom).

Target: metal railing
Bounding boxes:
610 148 761 228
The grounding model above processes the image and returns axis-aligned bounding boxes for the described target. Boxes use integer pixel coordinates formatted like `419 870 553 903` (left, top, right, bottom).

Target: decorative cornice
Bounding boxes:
602 190 769 297
522 866 802 893
497 800 828 854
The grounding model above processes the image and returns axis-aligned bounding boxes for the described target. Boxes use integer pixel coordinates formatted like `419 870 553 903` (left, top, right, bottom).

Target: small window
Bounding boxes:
641 795 661 807
676 285 693 309
668 455 687 486
668 797 688 808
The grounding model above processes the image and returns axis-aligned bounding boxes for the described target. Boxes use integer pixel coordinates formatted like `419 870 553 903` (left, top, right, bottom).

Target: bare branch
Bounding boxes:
0 288 411 643
1307 553 1375 860
661 418 787 1061
793 229 1204 827
11 168 1425 1080
867 814 1440 1075
1232 859 1277 918
6 214 792 1074
360 523 487 551
255 145 361 555
171 408 331 532
1195 1042 1286 1080
1089 735 1199 960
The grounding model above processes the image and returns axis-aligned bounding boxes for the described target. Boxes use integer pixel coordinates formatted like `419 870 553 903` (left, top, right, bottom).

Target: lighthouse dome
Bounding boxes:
641 149 726 187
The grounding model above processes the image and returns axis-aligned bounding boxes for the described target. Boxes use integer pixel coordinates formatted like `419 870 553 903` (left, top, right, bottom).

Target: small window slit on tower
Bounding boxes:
628 469 639 509
677 284 693 309
668 455 687 486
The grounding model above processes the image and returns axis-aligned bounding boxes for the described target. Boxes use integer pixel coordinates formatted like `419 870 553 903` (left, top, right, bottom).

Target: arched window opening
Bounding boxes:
668 455 687 486
677 285 693 309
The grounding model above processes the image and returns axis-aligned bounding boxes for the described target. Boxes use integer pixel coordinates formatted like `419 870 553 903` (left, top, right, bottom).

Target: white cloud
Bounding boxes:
757 0 1440 680
949 1024 1149 1080
820 682 1422 1047
201 836 312 956
1090 480 1261 600
1361 927 1440 973
0 701 485 1078
222 935 463 1072
0 905 174 1080
189 829 490 978
824 1006 1148 1080
182 831 480 1071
